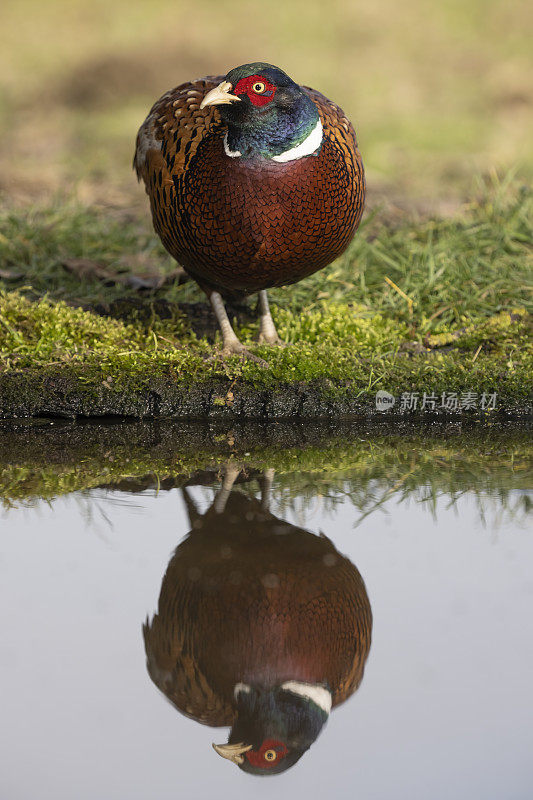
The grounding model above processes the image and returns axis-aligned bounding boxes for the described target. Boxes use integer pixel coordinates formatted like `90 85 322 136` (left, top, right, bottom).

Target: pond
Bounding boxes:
1 421 532 800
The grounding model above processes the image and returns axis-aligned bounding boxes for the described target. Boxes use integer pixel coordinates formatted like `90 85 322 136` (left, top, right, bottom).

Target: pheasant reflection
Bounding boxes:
144 465 372 776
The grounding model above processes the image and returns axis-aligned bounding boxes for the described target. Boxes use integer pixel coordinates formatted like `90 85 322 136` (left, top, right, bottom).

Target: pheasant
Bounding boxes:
134 62 365 357
143 466 372 776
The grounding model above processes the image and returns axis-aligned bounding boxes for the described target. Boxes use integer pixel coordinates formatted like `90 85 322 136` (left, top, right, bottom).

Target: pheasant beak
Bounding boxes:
212 741 253 764
200 81 241 109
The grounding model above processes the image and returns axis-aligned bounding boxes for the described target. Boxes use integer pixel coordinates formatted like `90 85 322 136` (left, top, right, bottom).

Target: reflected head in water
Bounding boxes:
215 680 332 775
144 465 372 775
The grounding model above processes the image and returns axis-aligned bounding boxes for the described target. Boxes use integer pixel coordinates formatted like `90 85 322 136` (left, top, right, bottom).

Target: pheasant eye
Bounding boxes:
252 81 266 94
264 749 277 762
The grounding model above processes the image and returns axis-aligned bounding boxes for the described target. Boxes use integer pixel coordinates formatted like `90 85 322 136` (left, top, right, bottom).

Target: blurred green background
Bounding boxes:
0 0 531 210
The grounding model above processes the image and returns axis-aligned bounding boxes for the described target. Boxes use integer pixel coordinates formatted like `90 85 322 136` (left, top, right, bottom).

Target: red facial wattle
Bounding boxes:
233 75 277 107
245 738 288 769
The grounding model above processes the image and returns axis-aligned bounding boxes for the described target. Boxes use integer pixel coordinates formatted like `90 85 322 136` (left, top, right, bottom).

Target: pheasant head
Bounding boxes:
200 62 321 160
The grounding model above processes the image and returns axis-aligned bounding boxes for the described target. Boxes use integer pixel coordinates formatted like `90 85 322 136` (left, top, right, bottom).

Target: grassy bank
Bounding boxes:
0 177 531 418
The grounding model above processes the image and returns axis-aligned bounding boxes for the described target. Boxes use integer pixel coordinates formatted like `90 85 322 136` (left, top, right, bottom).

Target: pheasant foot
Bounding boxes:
220 342 268 367
210 290 267 366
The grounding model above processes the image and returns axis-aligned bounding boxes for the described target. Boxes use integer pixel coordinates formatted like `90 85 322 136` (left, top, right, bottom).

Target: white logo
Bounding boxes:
375 390 396 411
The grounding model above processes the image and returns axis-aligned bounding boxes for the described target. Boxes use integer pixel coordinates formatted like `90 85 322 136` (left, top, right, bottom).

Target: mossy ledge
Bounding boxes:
0 365 531 420
0 294 530 418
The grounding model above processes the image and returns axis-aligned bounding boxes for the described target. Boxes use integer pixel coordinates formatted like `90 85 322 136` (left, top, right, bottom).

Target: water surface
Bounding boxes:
1 422 531 799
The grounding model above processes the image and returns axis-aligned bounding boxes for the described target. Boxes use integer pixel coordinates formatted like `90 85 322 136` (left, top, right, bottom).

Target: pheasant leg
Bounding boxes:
214 462 241 514
260 467 275 511
209 291 267 365
258 290 283 345
210 291 245 354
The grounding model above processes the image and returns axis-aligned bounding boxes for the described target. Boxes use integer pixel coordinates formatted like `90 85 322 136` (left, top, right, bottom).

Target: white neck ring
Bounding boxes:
223 119 323 163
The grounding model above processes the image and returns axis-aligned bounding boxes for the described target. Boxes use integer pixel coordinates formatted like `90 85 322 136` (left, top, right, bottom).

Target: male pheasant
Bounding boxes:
143 467 372 775
134 62 365 357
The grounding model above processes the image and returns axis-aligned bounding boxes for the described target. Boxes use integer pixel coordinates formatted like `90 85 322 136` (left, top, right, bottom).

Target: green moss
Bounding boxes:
0 289 530 405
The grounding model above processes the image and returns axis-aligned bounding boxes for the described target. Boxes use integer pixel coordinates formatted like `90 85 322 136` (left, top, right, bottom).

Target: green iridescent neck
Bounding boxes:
225 96 320 160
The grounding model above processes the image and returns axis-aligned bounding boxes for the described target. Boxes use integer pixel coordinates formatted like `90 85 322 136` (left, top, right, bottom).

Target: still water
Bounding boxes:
1 422 532 799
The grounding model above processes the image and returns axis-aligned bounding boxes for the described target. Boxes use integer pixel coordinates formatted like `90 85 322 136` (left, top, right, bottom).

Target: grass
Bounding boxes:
0 176 531 414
